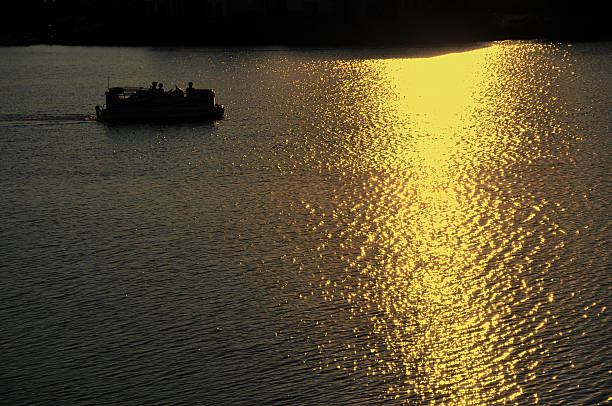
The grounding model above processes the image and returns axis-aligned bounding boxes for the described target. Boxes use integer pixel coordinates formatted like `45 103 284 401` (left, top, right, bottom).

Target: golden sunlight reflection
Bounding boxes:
291 42 572 403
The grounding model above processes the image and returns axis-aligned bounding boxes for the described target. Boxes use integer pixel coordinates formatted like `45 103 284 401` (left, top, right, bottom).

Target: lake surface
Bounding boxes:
0 42 610 405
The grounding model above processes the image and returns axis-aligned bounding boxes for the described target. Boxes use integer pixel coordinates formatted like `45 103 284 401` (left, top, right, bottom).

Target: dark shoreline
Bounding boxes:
2 6 610 48
3 33 610 49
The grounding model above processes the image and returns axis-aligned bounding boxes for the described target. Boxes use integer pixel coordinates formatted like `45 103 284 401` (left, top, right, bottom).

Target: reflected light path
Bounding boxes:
282 42 580 403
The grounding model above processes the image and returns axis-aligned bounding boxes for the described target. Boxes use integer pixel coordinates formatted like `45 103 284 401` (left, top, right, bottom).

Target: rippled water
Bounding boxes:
1 42 610 404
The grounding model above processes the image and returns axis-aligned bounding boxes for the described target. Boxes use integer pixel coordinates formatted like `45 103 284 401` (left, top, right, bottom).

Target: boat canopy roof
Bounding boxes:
107 86 215 94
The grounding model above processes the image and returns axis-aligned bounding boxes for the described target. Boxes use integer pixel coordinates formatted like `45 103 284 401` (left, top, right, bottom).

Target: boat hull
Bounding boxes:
96 104 224 122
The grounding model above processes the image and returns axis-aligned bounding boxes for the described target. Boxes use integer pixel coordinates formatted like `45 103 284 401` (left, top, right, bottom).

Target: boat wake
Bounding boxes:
0 113 96 127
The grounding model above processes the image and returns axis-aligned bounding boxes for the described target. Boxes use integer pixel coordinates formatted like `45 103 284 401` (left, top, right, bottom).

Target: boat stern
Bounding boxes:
95 105 104 121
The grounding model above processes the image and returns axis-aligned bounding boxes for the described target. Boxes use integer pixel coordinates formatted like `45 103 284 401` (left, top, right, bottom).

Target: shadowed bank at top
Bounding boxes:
1 0 611 46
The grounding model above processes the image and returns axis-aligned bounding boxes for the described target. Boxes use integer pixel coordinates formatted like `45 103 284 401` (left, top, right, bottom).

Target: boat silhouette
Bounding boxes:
96 81 224 122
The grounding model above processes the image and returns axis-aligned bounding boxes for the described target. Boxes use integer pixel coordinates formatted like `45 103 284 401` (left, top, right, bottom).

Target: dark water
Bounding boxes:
0 42 610 405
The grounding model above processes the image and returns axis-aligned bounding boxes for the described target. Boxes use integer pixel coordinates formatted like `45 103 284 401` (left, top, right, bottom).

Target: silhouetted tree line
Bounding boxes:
1 0 609 46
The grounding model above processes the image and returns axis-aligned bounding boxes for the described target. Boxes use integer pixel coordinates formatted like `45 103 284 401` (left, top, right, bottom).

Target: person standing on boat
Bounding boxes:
172 85 184 97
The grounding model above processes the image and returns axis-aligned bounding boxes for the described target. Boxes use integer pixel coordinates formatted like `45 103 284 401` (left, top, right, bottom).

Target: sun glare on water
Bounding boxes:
286 42 572 403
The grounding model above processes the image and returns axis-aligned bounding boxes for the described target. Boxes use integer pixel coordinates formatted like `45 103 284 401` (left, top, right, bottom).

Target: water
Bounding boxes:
0 42 610 405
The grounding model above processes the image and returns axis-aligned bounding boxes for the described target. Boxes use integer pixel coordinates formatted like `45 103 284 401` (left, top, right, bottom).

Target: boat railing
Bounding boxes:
105 85 218 106
107 87 149 98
